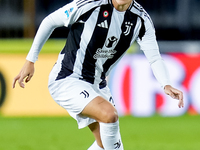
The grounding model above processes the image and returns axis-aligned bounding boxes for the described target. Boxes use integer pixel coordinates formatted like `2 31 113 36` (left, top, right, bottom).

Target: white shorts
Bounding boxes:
48 76 114 129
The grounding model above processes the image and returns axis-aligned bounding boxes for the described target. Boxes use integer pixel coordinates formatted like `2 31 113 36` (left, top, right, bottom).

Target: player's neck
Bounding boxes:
112 0 133 12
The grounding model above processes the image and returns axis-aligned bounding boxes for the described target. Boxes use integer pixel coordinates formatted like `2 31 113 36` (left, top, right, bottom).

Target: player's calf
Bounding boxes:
100 120 124 150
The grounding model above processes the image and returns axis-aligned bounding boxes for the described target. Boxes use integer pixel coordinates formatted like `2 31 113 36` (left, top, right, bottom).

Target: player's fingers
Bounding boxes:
12 75 20 88
164 86 184 108
178 92 184 108
25 74 33 83
170 90 184 108
172 89 183 100
18 75 26 88
178 99 184 108
173 90 184 108
168 92 177 99
178 91 183 101
174 93 180 100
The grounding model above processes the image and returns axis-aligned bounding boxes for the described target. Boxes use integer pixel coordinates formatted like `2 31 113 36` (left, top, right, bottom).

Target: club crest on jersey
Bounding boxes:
124 22 133 36
65 7 74 18
103 11 109 17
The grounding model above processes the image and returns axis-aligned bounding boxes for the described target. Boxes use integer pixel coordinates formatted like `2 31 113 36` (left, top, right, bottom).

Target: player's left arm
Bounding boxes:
143 49 184 108
137 15 184 108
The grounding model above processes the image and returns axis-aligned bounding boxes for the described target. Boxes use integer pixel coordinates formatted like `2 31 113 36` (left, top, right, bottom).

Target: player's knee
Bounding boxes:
103 110 118 123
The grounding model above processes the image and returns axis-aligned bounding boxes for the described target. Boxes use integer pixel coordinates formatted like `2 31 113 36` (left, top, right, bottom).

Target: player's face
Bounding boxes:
113 0 133 6
112 0 133 11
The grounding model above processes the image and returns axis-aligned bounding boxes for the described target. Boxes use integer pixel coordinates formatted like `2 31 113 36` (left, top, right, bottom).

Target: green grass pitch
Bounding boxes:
0 115 200 150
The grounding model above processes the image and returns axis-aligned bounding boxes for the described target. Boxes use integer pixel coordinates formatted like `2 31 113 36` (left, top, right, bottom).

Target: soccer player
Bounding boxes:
13 0 184 149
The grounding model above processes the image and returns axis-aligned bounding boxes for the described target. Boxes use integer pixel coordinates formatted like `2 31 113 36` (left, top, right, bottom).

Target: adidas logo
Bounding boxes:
97 20 108 29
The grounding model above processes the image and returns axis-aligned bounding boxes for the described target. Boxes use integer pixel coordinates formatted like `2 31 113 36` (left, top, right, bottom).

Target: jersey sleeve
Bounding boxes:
136 16 159 51
54 0 78 27
143 49 171 88
136 15 170 88
26 1 78 62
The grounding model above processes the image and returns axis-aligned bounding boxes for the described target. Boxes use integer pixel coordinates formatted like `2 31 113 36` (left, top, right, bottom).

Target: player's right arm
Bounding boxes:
13 1 77 88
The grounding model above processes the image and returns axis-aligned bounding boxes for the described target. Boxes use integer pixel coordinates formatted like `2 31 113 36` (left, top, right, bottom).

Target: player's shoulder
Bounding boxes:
58 0 105 19
74 0 107 9
129 1 150 20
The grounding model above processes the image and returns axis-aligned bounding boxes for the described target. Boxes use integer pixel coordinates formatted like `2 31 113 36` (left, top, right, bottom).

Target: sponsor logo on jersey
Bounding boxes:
105 36 118 48
93 36 118 59
93 48 117 59
65 7 74 18
97 20 108 29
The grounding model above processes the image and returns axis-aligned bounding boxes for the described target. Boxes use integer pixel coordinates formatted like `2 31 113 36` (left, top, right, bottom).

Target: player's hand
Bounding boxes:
12 60 35 88
164 85 184 108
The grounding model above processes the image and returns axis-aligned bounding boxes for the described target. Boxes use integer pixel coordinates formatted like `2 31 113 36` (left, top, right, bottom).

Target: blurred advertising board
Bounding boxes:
108 53 200 117
0 54 68 116
0 53 200 116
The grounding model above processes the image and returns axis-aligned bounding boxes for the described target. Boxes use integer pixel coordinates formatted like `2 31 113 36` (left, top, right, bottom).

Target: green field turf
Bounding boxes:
0 115 200 150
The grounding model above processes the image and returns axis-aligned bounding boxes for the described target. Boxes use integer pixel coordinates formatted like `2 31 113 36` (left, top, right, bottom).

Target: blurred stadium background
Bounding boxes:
0 0 200 150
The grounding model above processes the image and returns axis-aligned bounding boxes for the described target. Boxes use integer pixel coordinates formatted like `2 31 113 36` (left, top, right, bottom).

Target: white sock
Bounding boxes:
88 141 104 150
100 120 124 150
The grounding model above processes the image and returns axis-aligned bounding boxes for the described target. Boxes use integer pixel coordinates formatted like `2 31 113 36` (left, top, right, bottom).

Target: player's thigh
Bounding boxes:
81 96 118 123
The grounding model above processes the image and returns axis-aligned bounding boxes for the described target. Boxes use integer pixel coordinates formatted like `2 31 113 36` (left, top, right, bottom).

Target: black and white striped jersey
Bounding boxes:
27 0 169 88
